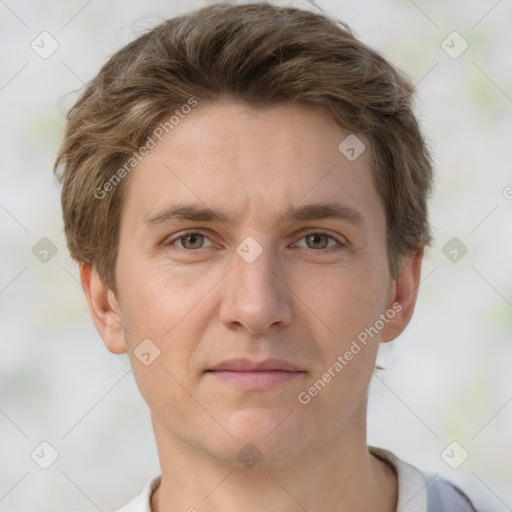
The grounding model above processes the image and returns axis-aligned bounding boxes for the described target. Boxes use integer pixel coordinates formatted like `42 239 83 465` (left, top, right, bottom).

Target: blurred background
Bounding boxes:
1 0 511 510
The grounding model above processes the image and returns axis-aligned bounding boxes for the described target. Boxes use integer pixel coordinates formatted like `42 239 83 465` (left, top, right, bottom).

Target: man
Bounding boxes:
54 2 477 511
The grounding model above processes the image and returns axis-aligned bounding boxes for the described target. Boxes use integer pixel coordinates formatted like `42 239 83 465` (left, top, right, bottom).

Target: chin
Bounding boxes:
206 408 307 467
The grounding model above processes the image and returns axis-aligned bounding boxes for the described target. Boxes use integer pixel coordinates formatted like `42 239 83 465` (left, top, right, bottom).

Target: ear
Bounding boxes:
380 245 424 343
79 262 127 355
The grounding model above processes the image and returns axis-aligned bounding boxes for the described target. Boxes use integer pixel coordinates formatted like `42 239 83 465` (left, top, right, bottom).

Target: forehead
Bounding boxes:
120 99 382 232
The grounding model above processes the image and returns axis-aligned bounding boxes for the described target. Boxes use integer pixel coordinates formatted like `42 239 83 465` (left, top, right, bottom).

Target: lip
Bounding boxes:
207 358 301 372
205 358 306 390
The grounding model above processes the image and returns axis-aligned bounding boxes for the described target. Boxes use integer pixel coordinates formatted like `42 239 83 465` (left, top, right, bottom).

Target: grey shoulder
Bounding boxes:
424 472 478 512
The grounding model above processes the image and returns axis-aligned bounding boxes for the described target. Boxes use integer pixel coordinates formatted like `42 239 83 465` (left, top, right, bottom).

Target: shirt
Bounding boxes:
113 446 477 512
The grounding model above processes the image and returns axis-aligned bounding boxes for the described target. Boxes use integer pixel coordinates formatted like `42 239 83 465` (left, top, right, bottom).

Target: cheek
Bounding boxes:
116 254 213 337
115 258 223 404
117 264 209 410
291 261 388 337
295 267 385 405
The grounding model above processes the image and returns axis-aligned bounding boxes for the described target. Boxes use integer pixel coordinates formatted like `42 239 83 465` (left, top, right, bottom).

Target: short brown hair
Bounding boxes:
54 2 434 295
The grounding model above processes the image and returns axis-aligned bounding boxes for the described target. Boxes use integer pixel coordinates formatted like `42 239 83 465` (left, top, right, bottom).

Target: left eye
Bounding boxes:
295 232 344 251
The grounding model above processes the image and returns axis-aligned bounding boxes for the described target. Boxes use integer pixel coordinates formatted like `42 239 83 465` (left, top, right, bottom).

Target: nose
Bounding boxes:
218 242 293 334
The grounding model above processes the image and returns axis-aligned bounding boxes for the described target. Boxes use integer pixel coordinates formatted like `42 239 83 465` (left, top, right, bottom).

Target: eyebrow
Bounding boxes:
143 201 364 229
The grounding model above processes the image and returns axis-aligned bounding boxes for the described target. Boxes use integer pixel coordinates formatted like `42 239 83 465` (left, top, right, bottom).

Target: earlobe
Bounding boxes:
79 262 127 355
380 246 424 343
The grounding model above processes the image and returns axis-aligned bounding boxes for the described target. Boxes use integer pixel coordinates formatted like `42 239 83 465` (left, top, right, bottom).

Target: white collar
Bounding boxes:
369 446 427 512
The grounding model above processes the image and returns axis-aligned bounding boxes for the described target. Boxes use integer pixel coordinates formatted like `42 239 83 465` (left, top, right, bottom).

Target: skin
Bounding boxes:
81 97 424 512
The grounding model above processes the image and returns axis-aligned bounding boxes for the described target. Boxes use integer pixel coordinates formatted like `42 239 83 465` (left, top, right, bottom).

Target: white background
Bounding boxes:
0 0 511 510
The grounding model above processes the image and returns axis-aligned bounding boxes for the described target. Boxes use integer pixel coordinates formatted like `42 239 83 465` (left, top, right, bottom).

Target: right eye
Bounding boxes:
165 230 214 250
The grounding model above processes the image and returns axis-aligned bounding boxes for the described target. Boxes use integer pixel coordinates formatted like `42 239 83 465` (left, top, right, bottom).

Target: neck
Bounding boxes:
149 403 397 512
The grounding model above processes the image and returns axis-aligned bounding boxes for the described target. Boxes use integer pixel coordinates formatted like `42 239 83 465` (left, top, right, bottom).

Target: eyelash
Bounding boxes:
165 229 346 252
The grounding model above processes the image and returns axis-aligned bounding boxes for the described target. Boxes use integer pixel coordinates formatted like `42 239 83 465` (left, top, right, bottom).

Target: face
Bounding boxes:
84 98 421 467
